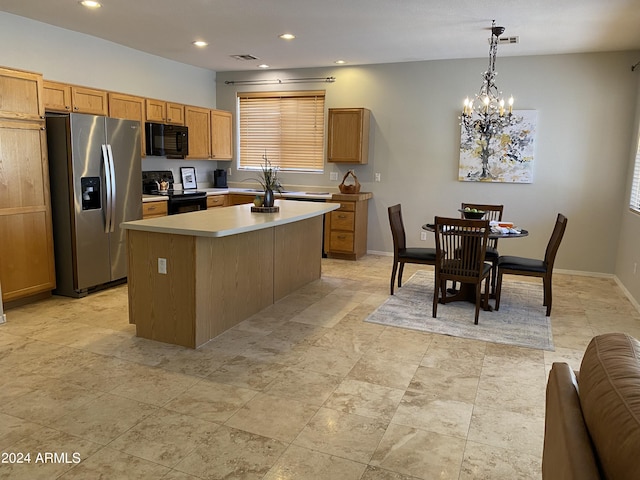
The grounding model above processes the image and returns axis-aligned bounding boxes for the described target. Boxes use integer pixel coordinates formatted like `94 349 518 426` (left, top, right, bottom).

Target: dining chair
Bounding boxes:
495 213 568 316
388 204 436 295
433 216 492 325
461 203 504 294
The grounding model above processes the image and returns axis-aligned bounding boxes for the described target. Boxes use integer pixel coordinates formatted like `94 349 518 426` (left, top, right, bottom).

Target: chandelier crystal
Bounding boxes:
460 20 516 179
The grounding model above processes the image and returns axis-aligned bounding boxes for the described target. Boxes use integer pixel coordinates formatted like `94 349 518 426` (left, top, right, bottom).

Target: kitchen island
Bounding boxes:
121 200 339 348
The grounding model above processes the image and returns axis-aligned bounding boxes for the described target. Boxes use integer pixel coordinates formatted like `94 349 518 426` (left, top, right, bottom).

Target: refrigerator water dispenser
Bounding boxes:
81 177 101 210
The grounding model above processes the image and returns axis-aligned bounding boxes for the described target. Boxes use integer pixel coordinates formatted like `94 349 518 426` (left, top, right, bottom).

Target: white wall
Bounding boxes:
217 51 640 285
0 12 216 107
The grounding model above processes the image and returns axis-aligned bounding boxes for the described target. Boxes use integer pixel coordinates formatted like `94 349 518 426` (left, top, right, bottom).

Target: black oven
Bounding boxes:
167 192 207 215
143 170 207 215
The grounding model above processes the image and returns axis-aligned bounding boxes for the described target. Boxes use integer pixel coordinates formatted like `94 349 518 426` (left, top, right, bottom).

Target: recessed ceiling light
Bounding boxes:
279 33 296 40
79 0 101 8
257 64 270 69
334 60 347 65
193 40 208 47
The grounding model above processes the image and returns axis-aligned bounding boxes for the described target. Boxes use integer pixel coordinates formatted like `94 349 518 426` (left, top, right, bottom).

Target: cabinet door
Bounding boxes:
0 67 44 120
145 98 166 122
326 108 370 164
72 86 108 115
0 120 55 301
43 81 72 113
210 109 233 160
167 103 184 125
185 105 211 159
109 93 146 157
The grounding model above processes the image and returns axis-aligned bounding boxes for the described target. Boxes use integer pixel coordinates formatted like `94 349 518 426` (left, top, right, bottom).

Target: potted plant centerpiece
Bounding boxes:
256 152 282 207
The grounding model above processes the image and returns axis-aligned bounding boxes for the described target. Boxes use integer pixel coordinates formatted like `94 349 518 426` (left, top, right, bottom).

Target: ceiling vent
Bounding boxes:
495 36 519 45
230 54 259 61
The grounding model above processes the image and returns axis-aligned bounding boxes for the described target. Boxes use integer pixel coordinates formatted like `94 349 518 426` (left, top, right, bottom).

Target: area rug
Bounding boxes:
366 270 554 351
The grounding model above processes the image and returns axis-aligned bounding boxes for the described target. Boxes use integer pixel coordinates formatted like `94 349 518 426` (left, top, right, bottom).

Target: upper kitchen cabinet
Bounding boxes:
185 105 211 159
43 81 108 115
0 67 45 121
108 92 146 156
326 108 370 164
210 109 233 160
0 67 56 302
146 99 184 125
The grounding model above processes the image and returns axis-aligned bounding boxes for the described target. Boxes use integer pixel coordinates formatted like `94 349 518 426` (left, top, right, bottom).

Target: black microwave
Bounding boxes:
145 123 189 157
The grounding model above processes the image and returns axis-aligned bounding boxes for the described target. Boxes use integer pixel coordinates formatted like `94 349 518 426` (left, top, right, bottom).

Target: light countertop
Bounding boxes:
143 188 372 203
123 199 339 238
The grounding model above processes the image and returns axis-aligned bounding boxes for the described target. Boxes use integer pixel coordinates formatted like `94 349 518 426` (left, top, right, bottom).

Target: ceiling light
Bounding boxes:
460 20 517 180
257 64 270 69
192 40 208 47
334 60 347 65
79 1 101 8
279 33 295 40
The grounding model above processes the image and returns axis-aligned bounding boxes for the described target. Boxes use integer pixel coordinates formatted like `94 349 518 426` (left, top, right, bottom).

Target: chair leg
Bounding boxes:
495 270 503 311
490 259 498 294
544 275 552 316
432 277 440 318
474 282 482 325
390 261 398 295
398 263 405 288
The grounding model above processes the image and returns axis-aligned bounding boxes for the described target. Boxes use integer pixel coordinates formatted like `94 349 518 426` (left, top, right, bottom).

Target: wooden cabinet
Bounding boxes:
185 105 211 159
210 109 233 160
324 193 372 260
228 194 256 206
207 195 227 208
146 99 184 125
326 108 370 164
109 92 146 156
43 81 108 115
0 67 56 302
142 201 168 219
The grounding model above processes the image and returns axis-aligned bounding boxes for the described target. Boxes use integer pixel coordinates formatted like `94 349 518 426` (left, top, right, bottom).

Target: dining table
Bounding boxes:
422 221 529 310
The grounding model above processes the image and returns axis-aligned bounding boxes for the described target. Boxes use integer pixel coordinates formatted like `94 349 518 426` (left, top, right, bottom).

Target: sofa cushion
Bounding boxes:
579 333 640 480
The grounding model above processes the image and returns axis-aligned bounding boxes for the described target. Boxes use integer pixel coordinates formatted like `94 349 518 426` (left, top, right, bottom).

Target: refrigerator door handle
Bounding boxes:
101 144 113 234
106 144 117 233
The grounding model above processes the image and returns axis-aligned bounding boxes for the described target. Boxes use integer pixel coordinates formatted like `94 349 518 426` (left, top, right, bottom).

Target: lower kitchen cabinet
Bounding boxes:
207 195 227 208
324 192 372 260
142 201 168 219
228 194 257 206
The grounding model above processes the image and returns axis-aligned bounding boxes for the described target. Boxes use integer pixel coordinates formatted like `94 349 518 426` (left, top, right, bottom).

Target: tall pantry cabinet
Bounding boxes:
0 67 56 302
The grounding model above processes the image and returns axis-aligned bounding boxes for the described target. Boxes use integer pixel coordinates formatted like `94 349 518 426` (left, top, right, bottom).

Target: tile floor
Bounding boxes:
1 255 639 479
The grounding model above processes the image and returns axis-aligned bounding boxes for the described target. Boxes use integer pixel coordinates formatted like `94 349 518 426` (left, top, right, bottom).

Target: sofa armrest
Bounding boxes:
542 362 600 480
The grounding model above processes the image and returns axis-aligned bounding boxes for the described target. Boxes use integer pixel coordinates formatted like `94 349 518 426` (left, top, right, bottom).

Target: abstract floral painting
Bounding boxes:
459 110 538 183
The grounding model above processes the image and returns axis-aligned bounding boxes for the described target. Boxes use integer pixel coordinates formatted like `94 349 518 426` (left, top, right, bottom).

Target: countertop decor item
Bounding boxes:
254 152 282 207
338 170 361 194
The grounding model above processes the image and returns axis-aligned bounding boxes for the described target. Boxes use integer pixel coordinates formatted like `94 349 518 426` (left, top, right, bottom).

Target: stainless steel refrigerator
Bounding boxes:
46 113 142 297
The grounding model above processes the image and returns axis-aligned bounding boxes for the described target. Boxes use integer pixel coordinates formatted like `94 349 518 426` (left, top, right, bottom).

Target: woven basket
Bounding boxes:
338 170 361 194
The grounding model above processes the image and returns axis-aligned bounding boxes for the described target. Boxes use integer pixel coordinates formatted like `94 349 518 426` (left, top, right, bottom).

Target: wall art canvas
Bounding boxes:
459 110 538 183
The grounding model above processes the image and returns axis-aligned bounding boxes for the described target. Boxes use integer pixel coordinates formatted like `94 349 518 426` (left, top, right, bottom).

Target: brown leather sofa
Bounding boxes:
543 333 640 479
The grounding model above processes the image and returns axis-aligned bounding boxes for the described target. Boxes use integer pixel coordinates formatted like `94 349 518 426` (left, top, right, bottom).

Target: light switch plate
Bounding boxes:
158 258 167 274
330 172 339 181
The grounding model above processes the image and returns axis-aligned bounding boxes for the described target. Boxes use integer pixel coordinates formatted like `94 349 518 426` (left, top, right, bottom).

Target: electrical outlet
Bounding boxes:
420 231 427 241
330 172 339 181
158 258 167 275
227 168 232 177
374 173 381 182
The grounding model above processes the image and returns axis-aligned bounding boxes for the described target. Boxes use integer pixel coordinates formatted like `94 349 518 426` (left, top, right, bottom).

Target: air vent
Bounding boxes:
496 36 519 45
230 54 259 61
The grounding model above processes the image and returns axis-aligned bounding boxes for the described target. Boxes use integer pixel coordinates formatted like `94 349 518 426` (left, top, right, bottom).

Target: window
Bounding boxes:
238 90 325 171
631 129 640 214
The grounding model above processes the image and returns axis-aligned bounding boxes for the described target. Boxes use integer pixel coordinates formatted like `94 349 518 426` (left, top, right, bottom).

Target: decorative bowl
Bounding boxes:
459 208 485 220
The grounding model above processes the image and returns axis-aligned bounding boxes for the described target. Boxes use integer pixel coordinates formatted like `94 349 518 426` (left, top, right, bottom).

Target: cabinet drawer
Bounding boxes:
143 201 167 218
335 201 355 212
207 195 226 208
330 210 355 231
329 231 354 252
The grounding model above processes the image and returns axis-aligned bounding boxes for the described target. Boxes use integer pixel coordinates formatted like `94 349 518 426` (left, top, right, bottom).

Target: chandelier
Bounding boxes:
460 21 516 179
